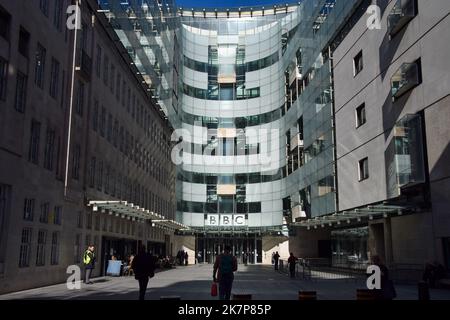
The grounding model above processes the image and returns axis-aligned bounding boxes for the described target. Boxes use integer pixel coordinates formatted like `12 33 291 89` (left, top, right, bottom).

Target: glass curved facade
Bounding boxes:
104 0 363 238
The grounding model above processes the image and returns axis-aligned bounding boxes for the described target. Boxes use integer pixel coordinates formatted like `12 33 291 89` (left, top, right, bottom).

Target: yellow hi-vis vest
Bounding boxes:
83 250 92 265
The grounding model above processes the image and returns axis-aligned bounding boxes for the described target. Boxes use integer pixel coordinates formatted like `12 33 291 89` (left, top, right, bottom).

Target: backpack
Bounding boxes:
220 254 233 275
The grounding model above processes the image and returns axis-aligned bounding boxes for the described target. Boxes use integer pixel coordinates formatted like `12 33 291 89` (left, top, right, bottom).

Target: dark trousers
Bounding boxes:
274 260 279 270
137 277 149 300
85 268 93 283
290 267 295 278
219 274 234 300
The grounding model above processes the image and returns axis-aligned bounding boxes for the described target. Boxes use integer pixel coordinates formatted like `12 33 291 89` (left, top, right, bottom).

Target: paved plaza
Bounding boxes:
1 264 450 300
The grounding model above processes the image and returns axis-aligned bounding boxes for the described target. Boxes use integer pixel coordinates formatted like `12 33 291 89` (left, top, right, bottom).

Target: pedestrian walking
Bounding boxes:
184 252 189 266
132 246 156 300
213 245 238 300
371 255 396 300
288 252 298 278
83 245 96 284
273 251 280 271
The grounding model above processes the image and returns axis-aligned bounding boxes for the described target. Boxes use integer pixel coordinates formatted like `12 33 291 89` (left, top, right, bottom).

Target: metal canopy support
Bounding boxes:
87 200 189 231
291 203 417 230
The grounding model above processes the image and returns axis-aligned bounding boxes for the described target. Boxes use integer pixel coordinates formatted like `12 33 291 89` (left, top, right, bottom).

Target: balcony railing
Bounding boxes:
391 60 421 99
388 0 417 36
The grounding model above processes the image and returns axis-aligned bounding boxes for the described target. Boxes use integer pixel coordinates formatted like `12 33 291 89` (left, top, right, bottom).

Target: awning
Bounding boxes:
291 203 420 230
87 200 189 231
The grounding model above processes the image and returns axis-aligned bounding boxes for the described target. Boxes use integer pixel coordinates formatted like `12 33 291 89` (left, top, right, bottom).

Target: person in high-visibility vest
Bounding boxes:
83 245 96 284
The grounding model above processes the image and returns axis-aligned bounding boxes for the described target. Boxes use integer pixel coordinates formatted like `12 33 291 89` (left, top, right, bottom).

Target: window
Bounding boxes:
34 43 47 88
49 58 60 99
97 160 103 190
89 157 96 188
0 6 11 41
107 113 112 142
110 64 115 93
15 72 28 112
0 184 11 273
353 51 363 76
19 228 32 267
85 234 91 248
0 57 7 100
36 229 47 266
77 211 83 228
28 120 41 164
116 73 121 100
39 0 49 16
356 103 366 128
53 0 64 31
18 27 30 58
71 144 81 180
23 198 35 221
388 0 418 37
391 59 422 100
94 215 100 231
92 100 99 131
96 45 102 78
43 128 55 171
53 206 62 225
50 232 59 265
100 106 106 137
86 212 92 230
103 55 109 85
75 80 84 116
358 157 369 181
74 234 81 263
39 202 49 223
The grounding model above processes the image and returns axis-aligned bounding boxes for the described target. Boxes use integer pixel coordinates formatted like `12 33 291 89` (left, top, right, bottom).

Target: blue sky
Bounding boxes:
175 0 285 8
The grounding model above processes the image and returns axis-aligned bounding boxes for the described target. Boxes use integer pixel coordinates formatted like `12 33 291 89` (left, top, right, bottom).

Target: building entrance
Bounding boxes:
196 234 262 264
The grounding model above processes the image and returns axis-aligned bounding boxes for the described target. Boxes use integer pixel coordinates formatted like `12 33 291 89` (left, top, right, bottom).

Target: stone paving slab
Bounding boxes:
1 264 449 300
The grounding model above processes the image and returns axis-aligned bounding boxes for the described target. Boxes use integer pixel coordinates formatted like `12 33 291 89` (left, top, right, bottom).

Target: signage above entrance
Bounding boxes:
205 214 247 226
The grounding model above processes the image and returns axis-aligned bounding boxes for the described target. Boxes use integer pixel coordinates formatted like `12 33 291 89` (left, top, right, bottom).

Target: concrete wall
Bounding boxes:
172 235 196 265
288 228 331 259
261 236 290 264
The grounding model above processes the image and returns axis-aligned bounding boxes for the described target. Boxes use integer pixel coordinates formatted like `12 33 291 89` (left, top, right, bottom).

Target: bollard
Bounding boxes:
160 295 181 300
298 291 317 300
356 289 379 300
418 281 430 300
232 294 252 300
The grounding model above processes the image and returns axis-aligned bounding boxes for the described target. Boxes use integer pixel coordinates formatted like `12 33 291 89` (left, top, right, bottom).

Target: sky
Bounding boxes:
175 0 288 9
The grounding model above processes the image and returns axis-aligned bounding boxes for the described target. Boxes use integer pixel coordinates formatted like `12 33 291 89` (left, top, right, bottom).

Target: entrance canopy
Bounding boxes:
291 203 421 230
87 200 189 231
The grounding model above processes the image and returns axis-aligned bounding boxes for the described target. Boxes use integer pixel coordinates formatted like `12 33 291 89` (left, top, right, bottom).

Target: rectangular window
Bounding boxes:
39 202 49 223
34 43 46 88
19 228 32 268
356 103 366 128
71 144 81 180
49 58 60 99
92 100 99 131
116 73 121 100
86 212 92 230
107 113 112 142
53 0 64 31
96 45 102 78
0 6 11 41
94 215 100 231
100 106 106 137
39 0 49 16
89 157 96 188
28 119 41 164
53 206 62 225
0 184 11 273
103 55 109 85
74 234 81 263
43 128 55 171
358 157 369 181
23 198 35 221
97 160 103 191
0 57 7 101
18 27 30 58
353 51 363 76
77 211 83 228
15 71 28 112
75 80 84 116
50 232 59 265
110 64 115 93
36 229 47 266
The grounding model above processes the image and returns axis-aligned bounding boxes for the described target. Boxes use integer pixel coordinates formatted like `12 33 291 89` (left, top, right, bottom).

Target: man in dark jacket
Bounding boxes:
213 246 238 300
83 245 96 284
132 246 156 300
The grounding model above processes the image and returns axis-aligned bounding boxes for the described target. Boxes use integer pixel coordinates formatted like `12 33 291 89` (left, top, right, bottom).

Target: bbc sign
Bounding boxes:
205 214 247 226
